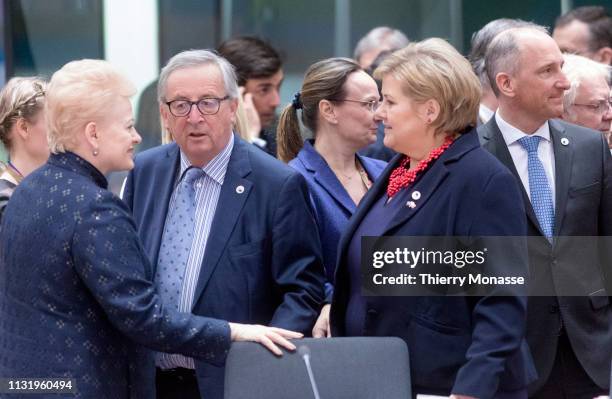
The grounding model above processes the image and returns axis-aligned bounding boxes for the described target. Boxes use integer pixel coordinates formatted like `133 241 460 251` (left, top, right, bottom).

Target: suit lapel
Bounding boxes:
335 153 398 270
150 145 181 274
300 142 356 214
192 137 252 305
479 118 547 237
549 120 572 237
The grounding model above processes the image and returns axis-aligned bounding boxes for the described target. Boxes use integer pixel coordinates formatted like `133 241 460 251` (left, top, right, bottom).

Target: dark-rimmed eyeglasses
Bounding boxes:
573 99 612 114
329 98 380 112
165 96 230 117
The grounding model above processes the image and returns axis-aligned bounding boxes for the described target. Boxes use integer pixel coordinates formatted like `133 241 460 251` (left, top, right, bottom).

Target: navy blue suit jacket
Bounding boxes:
123 136 326 399
331 130 537 398
289 140 386 290
0 152 231 399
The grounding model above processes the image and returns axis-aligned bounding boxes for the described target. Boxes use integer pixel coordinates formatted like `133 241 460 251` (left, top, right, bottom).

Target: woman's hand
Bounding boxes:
312 304 331 338
229 322 303 356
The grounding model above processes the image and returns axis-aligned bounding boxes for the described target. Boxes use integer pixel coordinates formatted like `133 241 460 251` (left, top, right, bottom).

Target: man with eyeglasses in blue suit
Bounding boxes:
122 49 325 399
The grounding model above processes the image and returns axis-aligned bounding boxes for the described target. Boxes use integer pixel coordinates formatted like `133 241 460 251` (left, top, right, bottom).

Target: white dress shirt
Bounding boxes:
495 112 556 208
479 104 495 124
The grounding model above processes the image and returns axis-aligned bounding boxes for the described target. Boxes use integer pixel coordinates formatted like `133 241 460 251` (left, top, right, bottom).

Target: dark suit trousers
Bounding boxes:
530 332 606 399
156 368 200 399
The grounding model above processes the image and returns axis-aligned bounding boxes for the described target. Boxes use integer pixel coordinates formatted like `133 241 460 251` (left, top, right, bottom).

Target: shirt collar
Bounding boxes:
479 104 494 123
178 134 234 185
495 112 551 146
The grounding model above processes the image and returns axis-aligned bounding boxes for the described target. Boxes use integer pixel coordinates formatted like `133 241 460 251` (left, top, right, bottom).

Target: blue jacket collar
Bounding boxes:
297 140 357 213
49 151 108 189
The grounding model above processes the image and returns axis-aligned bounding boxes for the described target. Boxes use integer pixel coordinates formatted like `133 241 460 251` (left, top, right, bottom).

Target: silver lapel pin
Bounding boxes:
561 137 569 146
236 185 245 194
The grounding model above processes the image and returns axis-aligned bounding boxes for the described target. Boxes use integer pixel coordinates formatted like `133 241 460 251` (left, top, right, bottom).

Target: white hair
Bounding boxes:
353 26 409 62
562 53 612 118
46 59 135 153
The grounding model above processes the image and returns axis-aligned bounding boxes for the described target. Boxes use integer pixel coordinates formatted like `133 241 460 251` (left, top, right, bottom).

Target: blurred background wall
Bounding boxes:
2 0 611 159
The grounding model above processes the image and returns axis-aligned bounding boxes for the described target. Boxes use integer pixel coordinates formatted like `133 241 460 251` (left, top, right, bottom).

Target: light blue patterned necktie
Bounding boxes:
156 166 205 309
518 136 555 239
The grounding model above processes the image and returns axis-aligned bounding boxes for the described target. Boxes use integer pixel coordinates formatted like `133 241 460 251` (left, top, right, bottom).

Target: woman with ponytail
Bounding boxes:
276 57 386 338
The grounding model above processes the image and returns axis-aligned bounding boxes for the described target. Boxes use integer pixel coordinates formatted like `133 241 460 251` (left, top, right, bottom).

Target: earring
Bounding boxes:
93 149 99 156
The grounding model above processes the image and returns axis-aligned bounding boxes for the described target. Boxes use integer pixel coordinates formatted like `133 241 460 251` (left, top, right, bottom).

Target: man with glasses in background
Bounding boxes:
561 53 612 150
122 49 325 399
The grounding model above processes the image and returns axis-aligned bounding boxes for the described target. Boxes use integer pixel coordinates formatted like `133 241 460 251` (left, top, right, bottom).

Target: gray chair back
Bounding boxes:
224 337 411 399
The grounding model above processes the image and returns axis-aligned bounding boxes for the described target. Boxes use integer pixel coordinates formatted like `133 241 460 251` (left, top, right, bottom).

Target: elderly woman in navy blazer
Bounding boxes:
330 39 536 399
277 58 386 337
0 59 301 398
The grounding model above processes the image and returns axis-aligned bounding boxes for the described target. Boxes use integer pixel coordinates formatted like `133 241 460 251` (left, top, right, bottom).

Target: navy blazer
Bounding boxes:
123 136 326 399
289 140 386 286
0 152 231 399
331 130 537 399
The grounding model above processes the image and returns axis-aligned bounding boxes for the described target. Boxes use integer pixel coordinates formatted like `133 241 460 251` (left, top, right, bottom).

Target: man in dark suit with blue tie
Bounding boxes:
479 26 612 398
122 50 326 399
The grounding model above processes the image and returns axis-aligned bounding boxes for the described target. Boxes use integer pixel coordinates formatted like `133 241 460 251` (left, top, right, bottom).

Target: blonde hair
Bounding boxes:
277 57 361 162
46 59 135 153
0 77 46 151
374 38 481 134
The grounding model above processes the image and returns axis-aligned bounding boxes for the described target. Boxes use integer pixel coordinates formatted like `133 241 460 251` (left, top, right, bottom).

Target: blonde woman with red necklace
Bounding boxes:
330 39 536 399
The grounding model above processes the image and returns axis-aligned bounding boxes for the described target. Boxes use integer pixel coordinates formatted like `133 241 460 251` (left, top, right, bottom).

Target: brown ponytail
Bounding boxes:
276 57 362 163
276 103 304 163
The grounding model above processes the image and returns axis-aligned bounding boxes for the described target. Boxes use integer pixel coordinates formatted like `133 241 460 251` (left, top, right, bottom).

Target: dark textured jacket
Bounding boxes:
0 152 231 398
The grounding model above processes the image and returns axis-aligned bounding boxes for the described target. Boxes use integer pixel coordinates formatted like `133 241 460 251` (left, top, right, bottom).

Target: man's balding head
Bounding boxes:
486 26 570 132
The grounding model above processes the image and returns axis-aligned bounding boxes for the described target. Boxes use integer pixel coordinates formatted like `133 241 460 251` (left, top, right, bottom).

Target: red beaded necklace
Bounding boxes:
386 136 454 199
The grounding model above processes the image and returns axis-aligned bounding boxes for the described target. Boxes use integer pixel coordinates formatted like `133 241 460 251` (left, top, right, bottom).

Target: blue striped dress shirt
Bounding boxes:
157 134 234 369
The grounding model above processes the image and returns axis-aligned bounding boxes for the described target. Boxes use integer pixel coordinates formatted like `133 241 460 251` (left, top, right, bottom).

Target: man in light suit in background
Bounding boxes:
123 49 325 399
479 25 612 399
